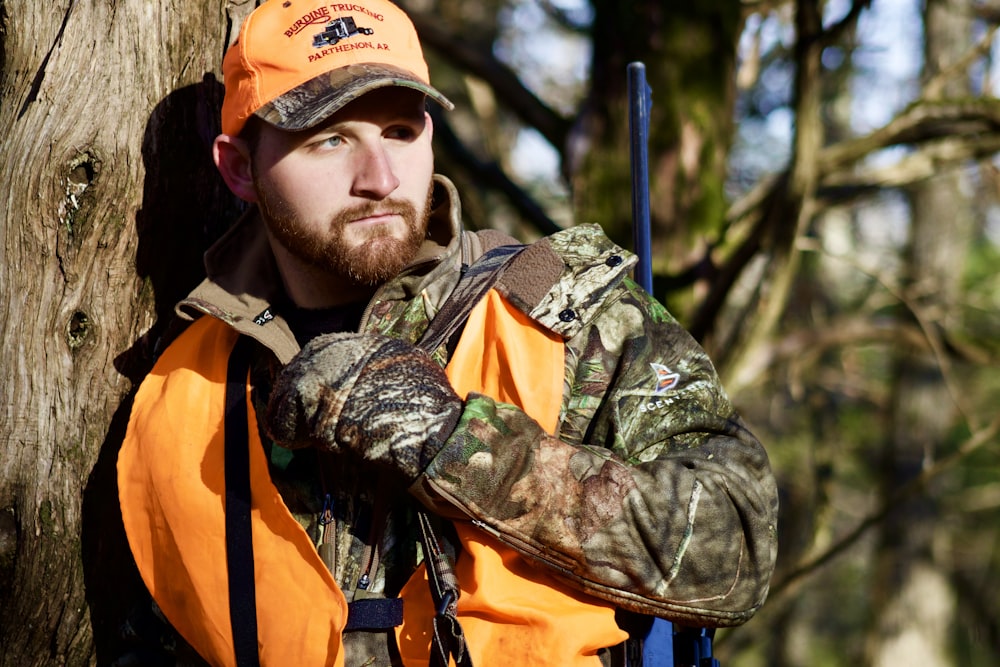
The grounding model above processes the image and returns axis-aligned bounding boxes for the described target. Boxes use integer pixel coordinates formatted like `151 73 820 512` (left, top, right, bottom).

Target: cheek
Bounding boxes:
397 149 435 196
261 164 346 220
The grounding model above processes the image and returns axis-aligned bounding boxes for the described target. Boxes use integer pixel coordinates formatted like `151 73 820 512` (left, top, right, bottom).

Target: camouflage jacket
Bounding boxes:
130 175 777 665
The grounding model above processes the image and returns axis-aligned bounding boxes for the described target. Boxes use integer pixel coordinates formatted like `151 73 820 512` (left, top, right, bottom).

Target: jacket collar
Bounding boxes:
176 175 467 363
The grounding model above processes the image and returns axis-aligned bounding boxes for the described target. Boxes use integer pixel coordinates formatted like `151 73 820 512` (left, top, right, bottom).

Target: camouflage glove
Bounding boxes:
265 332 463 484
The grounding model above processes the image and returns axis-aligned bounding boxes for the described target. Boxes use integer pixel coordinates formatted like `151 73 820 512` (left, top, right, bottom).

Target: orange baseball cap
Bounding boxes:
221 0 453 136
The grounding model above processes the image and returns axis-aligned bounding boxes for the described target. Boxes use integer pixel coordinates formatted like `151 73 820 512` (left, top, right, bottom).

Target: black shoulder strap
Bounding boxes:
224 335 261 667
418 244 524 352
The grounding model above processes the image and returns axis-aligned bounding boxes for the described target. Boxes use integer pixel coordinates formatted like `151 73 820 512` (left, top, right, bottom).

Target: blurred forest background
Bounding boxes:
418 1 1000 664
1 0 999 665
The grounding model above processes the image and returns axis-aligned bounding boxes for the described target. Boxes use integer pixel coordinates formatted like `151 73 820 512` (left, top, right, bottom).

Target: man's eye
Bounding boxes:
387 126 417 141
309 134 343 150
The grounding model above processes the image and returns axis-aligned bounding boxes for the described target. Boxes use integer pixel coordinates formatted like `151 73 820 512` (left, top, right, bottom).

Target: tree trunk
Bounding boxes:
866 1 973 664
0 1 246 664
576 0 741 311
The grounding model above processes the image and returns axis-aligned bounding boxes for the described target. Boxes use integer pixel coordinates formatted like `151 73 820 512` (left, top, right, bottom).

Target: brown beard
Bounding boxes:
255 180 434 287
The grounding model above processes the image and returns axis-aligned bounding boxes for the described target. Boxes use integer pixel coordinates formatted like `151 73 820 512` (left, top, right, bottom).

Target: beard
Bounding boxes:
256 178 434 287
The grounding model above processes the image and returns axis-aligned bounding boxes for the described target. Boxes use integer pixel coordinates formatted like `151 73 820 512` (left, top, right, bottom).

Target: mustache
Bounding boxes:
331 199 418 227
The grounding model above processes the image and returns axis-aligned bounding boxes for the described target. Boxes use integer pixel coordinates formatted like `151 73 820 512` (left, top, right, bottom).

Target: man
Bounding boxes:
117 0 779 665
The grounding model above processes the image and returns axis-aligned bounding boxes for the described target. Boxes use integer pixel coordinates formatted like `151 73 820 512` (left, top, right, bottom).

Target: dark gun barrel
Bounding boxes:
628 61 654 294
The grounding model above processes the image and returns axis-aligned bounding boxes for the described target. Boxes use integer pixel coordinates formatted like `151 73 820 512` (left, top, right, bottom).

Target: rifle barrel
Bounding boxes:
628 61 654 294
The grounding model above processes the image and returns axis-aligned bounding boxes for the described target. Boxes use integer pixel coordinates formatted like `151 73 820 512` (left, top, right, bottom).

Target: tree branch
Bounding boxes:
922 25 998 100
409 11 572 154
819 0 871 47
820 133 1000 191
536 0 591 33
818 98 1000 170
769 415 1000 598
718 0 825 392
697 97 1000 369
429 107 562 236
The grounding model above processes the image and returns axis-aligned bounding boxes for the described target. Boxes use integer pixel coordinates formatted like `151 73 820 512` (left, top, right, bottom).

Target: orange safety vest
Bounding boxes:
119 289 627 667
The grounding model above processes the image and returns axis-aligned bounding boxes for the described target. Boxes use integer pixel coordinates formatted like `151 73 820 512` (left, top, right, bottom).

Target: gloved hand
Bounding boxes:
265 332 463 484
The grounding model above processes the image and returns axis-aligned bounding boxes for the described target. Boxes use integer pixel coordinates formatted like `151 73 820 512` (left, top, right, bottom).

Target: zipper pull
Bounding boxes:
318 494 336 574
320 494 334 526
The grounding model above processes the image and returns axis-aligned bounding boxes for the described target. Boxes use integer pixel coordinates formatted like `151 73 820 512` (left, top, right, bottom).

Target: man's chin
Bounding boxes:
336 237 421 286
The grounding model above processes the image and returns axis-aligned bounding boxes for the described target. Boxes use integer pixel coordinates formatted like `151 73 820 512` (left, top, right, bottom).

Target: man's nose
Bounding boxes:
351 142 400 199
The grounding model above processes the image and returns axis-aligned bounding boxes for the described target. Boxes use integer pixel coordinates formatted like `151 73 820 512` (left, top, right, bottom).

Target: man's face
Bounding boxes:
250 87 435 287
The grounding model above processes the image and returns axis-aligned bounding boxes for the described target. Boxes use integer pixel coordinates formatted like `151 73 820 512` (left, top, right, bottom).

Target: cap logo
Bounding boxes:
313 16 374 48
283 4 386 39
284 7 332 37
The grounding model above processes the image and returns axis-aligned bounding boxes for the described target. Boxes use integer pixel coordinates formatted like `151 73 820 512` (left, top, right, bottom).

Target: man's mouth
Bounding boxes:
348 210 404 226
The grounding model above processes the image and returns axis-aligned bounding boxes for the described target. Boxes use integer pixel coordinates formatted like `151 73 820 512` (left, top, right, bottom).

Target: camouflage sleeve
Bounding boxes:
410 279 778 628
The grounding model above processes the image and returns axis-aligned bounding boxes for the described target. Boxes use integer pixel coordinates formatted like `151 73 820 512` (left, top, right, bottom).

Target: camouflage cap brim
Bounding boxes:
254 63 454 132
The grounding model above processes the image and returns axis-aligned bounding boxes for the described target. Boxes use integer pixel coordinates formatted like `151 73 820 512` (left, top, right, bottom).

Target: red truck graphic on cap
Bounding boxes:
313 16 374 47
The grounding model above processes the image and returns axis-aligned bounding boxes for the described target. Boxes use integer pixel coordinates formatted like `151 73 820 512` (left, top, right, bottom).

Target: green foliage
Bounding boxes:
960 235 1000 354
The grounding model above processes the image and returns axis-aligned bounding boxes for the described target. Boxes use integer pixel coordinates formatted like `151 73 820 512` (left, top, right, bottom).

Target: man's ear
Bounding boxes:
213 134 258 202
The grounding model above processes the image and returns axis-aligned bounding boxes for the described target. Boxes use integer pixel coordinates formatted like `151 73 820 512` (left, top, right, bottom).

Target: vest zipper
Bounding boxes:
353 476 390 593
318 494 336 574
356 541 378 590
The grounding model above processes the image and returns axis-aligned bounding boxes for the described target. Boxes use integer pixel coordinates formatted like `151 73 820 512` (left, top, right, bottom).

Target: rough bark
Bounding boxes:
0 1 248 664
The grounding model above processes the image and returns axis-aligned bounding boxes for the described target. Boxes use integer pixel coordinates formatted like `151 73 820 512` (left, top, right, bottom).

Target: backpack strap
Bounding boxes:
420 244 525 352
224 335 261 667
